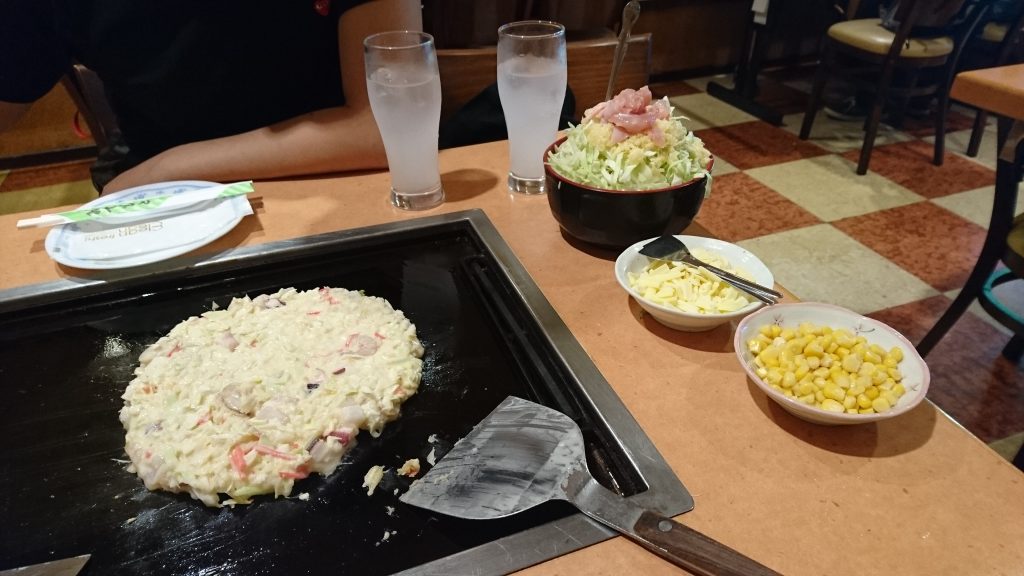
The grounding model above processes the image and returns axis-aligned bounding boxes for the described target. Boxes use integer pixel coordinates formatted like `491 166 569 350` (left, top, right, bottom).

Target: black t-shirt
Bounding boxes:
1 0 364 171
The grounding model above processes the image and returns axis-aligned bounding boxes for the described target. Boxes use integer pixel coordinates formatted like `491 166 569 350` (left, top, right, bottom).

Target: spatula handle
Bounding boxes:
572 477 780 576
633 510 781 576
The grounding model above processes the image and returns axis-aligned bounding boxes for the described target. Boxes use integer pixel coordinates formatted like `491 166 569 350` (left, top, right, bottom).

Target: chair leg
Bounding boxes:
966 110 988 158
857 96 886 175
800 46 832 141
934 86 948 166
1003 334 1024 363
918 119 1024 356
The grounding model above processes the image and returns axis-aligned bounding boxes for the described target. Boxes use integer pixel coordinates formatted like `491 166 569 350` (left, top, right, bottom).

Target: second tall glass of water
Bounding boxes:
364 31 445 210
497 21 567 195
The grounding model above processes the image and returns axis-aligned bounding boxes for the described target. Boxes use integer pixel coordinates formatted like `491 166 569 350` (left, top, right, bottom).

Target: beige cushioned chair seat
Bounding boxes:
981 21 1008 43
828 18 954 58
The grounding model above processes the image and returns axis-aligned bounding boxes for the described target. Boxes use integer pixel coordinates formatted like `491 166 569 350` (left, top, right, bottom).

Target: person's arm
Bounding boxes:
102 0 421 194
0 101 33 133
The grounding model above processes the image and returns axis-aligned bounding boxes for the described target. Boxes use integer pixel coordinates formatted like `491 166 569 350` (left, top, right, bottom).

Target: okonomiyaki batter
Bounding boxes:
119 287 424 507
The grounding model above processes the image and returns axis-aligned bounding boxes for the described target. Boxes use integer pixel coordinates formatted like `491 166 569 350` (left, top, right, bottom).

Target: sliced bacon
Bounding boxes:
585 86 670 146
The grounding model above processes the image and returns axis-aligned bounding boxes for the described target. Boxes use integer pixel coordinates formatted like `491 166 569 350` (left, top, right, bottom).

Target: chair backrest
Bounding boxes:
437 33 652 123
59 64 121 149
903 0 969 31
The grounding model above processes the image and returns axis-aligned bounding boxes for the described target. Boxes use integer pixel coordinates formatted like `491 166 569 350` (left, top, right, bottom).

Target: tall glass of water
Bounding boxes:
364 31 445 210
497 21 567 195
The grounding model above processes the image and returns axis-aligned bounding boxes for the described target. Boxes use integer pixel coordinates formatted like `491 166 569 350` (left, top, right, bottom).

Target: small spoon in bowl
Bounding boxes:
638 235 782 305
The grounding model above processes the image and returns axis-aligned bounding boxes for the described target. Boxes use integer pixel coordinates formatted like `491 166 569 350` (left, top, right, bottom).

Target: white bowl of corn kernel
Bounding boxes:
734 302 930 425
615 235 775 331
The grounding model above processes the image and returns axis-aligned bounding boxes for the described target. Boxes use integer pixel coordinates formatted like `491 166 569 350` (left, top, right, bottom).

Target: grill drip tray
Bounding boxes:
0 210 693 575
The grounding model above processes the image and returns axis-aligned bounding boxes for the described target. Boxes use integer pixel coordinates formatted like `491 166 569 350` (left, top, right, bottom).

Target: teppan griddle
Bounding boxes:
0 210 693 575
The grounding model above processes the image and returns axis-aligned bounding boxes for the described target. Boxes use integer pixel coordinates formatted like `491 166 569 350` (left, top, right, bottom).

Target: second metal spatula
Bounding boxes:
400 397 780 576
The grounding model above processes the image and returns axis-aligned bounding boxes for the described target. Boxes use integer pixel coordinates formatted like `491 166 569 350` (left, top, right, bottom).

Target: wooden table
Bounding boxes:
2 140 1023 575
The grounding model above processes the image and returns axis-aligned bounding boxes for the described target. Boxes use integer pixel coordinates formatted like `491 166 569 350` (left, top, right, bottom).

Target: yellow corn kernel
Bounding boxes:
889 346 904 362
766 371 782 386
836 346 850 359
882 355 899 368
821 399 845 412
893 383 906 398
780 328 796 340
880 378 895 390
783 389 795 397
785 340 804 356
865 386 880 400
807 356 821 370
857 393 873 409
748 340 763 354
887 367 903 381
859 408 875 414
795 364 810 379
869 343 886 357
882 390 898 406
821 354 834 368
804 340 825 357
782 372 797 389
813 367 830 378
858 361 876 377
833 373 851 389
846 408 859 414
798 394 816 405
797 382 815 396
849 383 866 397
871 369 887 385
759 325 773 337
872 397 891 413
843 395 857 409
756 366 768 378
865 351 882 364
770 325 781 337
841 353 862 373
824 383 845 402
856 374 873 389
815 390 826 403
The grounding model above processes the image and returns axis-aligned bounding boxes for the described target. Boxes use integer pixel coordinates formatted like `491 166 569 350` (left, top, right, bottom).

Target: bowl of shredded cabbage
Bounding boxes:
545 86 713 248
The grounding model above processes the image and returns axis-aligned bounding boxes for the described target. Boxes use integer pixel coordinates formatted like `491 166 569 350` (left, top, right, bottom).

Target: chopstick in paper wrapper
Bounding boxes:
16 181 255 229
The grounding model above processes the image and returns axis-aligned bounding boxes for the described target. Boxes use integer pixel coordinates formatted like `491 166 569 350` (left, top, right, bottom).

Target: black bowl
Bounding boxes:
544 137 713 249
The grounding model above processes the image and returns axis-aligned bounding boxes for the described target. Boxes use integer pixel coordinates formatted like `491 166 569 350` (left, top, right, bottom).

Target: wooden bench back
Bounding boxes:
437 33 652 122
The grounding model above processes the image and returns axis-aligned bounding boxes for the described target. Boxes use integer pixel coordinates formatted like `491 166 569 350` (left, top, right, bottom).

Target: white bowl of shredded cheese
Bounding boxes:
615 235 775 331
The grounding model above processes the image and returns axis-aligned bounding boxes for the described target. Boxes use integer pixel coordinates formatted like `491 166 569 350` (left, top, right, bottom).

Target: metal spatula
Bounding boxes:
400 397 780 576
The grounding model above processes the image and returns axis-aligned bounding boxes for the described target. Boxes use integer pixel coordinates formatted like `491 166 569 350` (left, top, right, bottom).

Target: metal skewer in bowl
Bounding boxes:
606 0 642 101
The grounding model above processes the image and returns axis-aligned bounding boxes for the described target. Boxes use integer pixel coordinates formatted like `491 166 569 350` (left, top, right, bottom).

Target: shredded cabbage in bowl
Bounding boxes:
546 100 712 191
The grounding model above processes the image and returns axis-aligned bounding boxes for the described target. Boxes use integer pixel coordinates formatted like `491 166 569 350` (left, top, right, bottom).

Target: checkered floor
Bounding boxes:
2 71 1022 459
654 71 1024 459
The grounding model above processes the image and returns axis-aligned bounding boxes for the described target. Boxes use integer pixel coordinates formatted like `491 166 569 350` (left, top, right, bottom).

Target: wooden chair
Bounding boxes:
59 64 121 150
437 33 652 124
963 5 1024 158
917 64 1024 366
799 0 988 175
